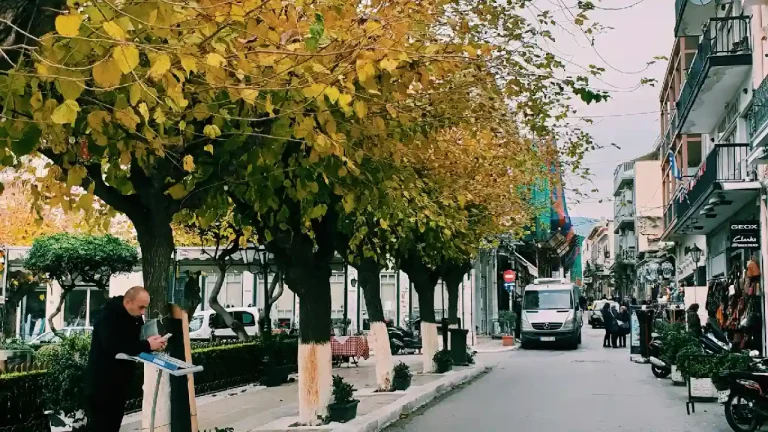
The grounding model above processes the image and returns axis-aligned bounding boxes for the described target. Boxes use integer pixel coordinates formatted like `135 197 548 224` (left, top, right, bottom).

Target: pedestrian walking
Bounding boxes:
85 286 167 432
687 303 702 338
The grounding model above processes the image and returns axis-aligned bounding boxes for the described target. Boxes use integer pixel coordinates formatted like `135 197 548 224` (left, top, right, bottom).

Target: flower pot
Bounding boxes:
501 335 515 346
261 364 293 387
670 366 684 385
392 376 412 391
328 399 359 423
435 363 452 374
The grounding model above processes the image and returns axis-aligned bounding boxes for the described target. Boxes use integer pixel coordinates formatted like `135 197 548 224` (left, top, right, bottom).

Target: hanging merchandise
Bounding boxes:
747 258 760 279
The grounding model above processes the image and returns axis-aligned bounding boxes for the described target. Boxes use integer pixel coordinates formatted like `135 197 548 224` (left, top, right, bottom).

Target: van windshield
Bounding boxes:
523 290 573 310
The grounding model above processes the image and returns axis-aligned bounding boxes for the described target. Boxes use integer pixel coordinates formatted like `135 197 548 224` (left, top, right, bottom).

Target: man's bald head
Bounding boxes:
123 286 150 317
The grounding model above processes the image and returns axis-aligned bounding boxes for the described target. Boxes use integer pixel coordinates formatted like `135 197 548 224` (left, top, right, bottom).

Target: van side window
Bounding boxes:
233 311 256 327
210 314 228 329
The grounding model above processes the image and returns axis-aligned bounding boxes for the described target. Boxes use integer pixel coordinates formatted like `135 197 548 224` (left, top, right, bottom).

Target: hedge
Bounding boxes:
0 337 298 431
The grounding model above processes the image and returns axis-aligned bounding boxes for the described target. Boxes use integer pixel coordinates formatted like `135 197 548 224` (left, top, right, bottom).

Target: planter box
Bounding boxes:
392 376 411 391
261 364 294 387
671 366 684 385
501 335 515 346
328 399 359 423
690 378 717 399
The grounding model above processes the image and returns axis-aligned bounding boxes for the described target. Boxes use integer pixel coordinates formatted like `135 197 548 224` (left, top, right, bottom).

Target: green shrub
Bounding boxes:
39 333 91 421
433 349 453 373
660 327 698 365
331 375 355 405
391 362 412 390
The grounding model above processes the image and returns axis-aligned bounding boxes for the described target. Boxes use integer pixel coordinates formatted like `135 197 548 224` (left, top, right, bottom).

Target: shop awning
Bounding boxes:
514 252 539 277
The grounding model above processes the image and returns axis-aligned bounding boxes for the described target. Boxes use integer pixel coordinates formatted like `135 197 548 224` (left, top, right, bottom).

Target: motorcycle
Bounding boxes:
649 325 731 379
387 325 422 355
714 360 768 432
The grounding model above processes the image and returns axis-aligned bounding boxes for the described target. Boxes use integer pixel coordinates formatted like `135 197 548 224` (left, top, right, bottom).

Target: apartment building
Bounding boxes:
582 219 615 299
660 0 761 287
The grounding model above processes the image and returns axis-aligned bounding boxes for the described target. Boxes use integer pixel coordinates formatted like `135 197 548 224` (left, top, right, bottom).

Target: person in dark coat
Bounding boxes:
601 302 618 348
618 306 631 348
687 303 703 338
85 286 167 432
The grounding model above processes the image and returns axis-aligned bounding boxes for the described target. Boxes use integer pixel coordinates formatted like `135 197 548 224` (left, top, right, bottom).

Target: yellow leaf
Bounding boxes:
302 83 325 99
353 100 367 119
66 165 87 188
338 93 352 107
92 58 122 88
56 79 83 100
356 59 376 82
338 166 347 177
51 100 80 125
324 86 340 104
179 54 198 77
114 107 140 131
343 194 355 213
147 54 171 80
241 88 258 105
206 53 227 68
120 150 132 165
138 102 150 122
379 219 388 229
167 183 188 199
373 116 385 132
102 21 125 40
113 45 140 74
182 155 195 172
204 144 214 154
265 94 274 116
230 4 245 21
129 83 142 105
87 111 111 132
203 124 221 138
379 58 399 72
191 103 210 120
55 14 82 37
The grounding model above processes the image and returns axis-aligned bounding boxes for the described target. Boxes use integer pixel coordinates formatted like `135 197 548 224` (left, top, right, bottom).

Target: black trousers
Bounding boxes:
603 329 611 347
619 334 627 347
86 394 127 432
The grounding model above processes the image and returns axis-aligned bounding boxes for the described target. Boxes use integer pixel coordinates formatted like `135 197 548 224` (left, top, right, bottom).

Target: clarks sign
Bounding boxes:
730 221 759 249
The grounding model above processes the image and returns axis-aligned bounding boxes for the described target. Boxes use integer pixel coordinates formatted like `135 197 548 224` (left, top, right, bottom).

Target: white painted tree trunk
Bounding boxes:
421 321 439 373
141 365 171 432
298 342 332 425
369 321 394 391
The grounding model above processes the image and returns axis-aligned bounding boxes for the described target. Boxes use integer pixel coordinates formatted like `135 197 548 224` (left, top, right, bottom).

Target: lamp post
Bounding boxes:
260 249 269 332
351 277 358 332
685 244 703 285
242 243 258 306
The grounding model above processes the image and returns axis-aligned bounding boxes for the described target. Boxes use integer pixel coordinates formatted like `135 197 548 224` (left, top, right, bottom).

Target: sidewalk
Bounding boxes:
121 354 486 432
471 335 518 353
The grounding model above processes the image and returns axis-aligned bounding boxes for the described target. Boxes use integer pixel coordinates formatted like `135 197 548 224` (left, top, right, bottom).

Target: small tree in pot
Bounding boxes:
433 349 453 373
327 375 359 423
391 362 412 391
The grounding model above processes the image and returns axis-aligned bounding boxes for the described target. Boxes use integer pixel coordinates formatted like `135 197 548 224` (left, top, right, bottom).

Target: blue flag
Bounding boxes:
668 150 682 180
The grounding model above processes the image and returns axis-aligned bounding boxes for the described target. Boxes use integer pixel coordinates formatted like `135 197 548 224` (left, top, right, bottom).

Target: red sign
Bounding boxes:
503 270 516 283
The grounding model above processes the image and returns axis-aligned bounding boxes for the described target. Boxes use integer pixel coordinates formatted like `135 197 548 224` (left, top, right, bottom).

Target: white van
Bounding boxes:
189 307 260 341
520 278 583 349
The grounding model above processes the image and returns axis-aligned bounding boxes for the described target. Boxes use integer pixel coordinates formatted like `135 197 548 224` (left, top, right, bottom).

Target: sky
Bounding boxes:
543 0 675 220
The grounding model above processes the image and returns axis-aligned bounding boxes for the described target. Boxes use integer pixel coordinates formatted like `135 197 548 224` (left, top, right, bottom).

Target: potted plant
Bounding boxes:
660 327 696 385
391 362 412 391
498 311 516 346
36 333 91 430
260 338 297 387
433 349 453 373
327 375 359 423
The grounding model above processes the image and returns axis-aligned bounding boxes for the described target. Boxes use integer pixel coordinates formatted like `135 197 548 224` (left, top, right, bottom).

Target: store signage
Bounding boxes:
730 220 759 249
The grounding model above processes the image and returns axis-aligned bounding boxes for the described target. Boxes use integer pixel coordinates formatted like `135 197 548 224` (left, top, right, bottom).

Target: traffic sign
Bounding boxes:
504 282 515 293
503 270 516 283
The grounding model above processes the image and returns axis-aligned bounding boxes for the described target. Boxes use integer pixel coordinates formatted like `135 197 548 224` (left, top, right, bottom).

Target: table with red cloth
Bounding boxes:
331 336 370 367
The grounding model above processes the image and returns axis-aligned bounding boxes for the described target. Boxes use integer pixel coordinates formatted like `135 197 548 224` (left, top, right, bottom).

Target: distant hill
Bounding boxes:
570 217 599 239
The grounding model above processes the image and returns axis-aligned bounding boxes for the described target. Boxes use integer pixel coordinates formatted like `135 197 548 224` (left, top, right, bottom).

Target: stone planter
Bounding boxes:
690 378 717 399
261 363 294 387
328 399 359 423
501 335 515 346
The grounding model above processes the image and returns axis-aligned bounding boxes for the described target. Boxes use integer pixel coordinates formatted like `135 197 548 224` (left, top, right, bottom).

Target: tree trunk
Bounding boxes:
135 219 175 319
259 271 283 337
441 262 471 327
399 252 439 373
286 265 333 425
47 284 73 336
357 259 394 391
182 271 202 320
208 265 249 341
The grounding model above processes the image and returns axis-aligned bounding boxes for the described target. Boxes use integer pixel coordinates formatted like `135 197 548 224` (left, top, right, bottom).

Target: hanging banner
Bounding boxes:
730 220 759 249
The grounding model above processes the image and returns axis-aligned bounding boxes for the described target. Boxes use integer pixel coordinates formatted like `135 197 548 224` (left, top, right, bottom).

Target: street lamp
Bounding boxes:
685 244 703 285
242 243 258 306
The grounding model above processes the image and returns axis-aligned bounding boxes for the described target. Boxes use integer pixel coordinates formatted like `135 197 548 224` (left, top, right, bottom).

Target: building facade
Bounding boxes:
582 219 615 299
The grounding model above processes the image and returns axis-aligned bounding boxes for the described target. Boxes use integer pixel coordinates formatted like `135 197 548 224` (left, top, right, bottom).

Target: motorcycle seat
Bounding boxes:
724 371 768 388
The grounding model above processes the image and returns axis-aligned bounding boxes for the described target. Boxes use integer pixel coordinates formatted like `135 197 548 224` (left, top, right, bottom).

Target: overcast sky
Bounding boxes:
543 0 674 220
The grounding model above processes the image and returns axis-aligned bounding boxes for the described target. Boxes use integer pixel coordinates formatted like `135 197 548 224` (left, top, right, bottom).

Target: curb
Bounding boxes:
474 345 518 354
333 364 491 432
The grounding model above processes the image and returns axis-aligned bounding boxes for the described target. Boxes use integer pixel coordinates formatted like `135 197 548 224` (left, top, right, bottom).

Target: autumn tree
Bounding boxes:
24 233 138 332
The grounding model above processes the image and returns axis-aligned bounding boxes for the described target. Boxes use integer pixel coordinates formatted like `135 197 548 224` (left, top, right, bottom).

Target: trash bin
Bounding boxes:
449 328 469 366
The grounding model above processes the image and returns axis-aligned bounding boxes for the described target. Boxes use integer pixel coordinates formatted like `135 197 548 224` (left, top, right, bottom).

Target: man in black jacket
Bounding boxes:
85 286 167 431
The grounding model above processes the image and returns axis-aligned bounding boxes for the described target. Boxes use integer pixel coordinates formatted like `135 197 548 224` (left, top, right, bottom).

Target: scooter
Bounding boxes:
714 360 768 432
388 325 422 355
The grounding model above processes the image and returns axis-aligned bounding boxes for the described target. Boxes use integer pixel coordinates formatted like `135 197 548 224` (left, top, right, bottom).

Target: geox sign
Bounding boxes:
730 221 759 249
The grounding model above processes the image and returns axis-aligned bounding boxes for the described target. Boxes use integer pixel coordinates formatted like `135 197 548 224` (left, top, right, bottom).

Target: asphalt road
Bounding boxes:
386 326 733 432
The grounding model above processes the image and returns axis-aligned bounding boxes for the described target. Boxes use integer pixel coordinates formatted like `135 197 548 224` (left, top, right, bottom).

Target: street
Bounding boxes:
386 326 732 432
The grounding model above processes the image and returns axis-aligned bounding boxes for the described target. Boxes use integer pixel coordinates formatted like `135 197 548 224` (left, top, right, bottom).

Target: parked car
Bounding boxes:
28 326 93 347
189 307 260 341
588 300 618 328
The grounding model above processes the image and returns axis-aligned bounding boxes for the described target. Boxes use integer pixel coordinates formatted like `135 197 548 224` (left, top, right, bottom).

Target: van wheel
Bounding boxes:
521 342 530 350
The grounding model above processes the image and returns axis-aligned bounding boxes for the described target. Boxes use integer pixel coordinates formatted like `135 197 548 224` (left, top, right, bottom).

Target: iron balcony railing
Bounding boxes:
664 110 678 151
613 161 635 194
675 144 750 219
749 74 768 142
676 16 751 132
664 200 676 233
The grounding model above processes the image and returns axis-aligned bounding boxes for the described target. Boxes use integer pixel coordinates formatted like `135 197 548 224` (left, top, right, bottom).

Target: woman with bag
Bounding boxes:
601 302 618 348
618 305 630 348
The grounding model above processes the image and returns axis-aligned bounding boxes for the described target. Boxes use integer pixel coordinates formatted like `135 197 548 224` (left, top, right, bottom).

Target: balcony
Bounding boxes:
613 161 634 196
613 200 635 234
672 144 759 235
747 75 768 164
675 0 718 37
676 17 752 135
662 200 677 239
